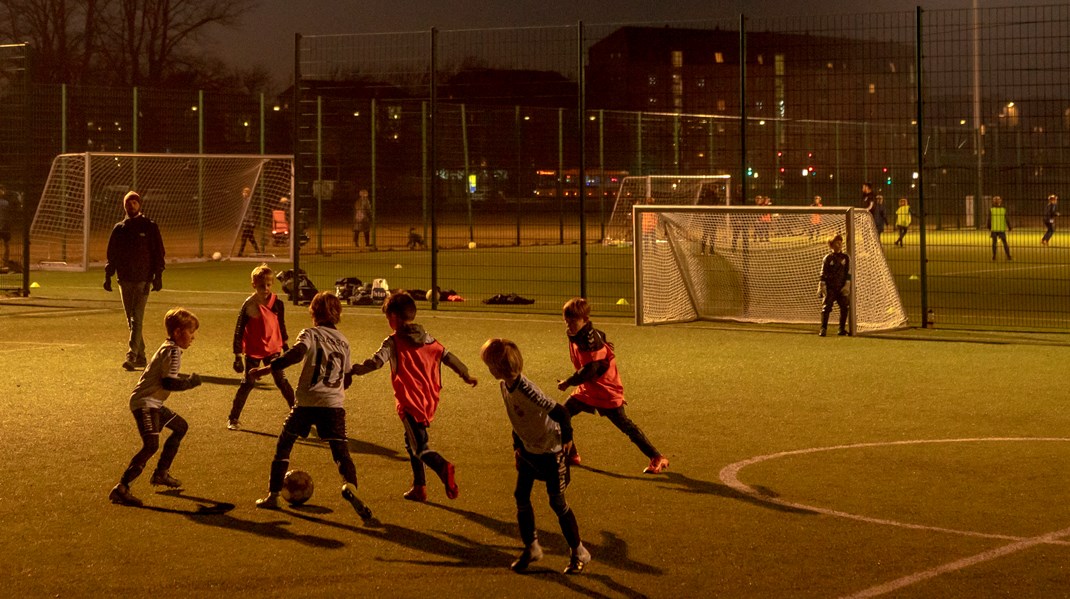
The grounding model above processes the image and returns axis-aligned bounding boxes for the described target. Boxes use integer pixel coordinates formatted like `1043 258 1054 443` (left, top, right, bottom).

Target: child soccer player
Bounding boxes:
228 264 295 430
987 195 1013 260
109 308 202 506
894 198 912 247
818 234 852 337
481 338 591 575
351 291 477 502
249 292 372 521
556 297 669 475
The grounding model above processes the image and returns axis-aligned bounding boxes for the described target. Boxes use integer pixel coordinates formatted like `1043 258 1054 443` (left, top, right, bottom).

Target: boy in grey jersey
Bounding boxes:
109 308 202 506
480 338 590 575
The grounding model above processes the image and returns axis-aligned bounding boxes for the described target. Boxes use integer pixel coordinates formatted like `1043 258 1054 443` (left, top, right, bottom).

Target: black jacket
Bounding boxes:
105 214 165 283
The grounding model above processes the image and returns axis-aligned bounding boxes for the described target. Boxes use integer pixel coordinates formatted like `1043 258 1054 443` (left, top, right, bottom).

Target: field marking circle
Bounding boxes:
719 437 1070 543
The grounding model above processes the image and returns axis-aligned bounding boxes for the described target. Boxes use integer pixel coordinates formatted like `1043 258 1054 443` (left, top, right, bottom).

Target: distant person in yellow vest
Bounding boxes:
987 196 1012 261
894 198 912 247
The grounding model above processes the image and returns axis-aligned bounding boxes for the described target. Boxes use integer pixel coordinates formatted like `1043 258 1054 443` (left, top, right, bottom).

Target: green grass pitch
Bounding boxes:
2 265 1070 597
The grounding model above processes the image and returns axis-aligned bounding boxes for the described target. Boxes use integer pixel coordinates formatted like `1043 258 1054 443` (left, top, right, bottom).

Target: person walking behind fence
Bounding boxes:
987 196 1013 260
1042 194 1059 247
874 195 887 237
105 191 167 371
237 187 261 257
353 189 373 249
894 198 912 247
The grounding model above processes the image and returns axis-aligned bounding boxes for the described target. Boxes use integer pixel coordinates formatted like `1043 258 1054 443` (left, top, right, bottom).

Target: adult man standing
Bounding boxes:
104 191 166 370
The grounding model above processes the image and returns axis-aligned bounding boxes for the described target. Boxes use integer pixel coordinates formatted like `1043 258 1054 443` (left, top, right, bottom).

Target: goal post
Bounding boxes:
604 175 731 245
30 152 294 271
633 204 908 335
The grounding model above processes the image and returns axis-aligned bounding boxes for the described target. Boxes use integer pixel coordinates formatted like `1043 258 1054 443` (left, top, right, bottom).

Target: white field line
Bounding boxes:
940 263 1069 277
720 438 1070 596
719 437 1070 544
0 341 84 354
839 525 1070 599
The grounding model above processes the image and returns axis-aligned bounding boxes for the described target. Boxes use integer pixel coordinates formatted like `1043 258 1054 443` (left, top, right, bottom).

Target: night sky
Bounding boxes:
202 0 1035 82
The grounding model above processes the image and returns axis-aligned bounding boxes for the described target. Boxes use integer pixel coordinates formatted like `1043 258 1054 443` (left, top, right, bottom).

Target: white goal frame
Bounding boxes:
632 204 908 335
604 174 731 245
30 152 294 271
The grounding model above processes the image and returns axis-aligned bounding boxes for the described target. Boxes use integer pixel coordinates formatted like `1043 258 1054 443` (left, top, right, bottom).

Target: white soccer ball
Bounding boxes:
211 251 222 261
468 241 477 249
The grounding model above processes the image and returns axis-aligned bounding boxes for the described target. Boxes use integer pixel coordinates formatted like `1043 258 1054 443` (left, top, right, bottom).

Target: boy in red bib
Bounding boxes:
557 297 668 475
228 264 295 430
351 291 477 501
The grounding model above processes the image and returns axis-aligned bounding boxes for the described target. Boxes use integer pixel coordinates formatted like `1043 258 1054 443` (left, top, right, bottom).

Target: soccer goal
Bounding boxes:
30 152 294 271
633 204 907 335
603 175 731 245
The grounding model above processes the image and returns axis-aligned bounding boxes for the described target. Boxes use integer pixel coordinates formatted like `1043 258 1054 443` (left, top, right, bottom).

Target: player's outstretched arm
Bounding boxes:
443 352 477 387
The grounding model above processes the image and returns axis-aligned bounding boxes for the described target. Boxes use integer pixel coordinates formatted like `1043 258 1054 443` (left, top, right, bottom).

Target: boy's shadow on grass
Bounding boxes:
579 465 816 515
131 489 345 549
286 508 627 599
428 502 663 577
234 428 407 461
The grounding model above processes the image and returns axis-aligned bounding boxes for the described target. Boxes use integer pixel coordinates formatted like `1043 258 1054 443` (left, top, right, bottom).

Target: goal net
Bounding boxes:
633 205 907 335
30 153 294 271
604 175 730 245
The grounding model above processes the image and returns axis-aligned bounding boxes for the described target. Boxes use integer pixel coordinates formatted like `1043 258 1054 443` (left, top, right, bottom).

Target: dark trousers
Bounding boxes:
564 397 660 459
353 229 370 247
118 280 150 362
1042 221 1055 243
238 227 260 255
895 226 908 246
121 407 188 485
402 413 449 487
267 407 357 493
229 354 295 421
514 449 580 549
991 231 1011 258
821 289 849 332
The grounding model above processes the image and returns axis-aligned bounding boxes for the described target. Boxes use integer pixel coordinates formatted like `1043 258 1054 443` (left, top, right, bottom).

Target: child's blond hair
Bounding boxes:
562 297 591 321
309 291 342 325
828 233 844 247
251 263 273 285
165 307 199 336
480 338 523 381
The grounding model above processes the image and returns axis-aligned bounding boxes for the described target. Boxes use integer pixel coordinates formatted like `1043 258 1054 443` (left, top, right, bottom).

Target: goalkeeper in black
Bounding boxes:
818 234 851 337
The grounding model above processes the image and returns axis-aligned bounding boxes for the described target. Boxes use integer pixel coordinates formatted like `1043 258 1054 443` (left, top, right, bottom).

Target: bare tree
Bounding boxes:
0 0 255 86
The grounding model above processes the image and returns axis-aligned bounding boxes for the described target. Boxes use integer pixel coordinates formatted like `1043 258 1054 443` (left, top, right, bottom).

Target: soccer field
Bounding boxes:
2 270 1070 598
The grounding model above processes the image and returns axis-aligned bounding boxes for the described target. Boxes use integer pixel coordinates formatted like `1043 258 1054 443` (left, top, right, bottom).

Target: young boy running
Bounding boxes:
109 308 202 506
351 291 477 502
556 297 669 475
228 264 295 430
481 338 591 575
249 292 372 521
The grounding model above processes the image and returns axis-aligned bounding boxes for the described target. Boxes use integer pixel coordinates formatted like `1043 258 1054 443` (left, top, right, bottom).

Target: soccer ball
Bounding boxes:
211 251 222 261
468 241 477 249
281 470 314 505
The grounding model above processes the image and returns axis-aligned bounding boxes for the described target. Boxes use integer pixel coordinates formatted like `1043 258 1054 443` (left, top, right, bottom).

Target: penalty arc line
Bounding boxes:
719 437 1070 596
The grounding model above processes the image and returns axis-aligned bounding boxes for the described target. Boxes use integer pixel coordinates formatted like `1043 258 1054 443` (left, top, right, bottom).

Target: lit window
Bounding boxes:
648 75 657 86
672 51 683 68
717 99 727 112
714 52 724 64
868 83 876 94
697 78 705 88
757 54 764 65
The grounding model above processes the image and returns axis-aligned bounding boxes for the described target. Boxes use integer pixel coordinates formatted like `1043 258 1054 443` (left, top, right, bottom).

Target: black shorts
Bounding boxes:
282 406 347 441
132 406 179 437
517 448 570 492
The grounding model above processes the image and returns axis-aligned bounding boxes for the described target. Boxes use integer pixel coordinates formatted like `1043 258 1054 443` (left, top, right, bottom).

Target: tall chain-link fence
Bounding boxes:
3 7 1069 330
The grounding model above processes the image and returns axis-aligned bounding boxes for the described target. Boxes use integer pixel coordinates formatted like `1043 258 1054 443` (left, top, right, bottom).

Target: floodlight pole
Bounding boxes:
847 208 857 336
578 20 588 299
429 27 439 310
738 14 748 207
916 7 931 327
